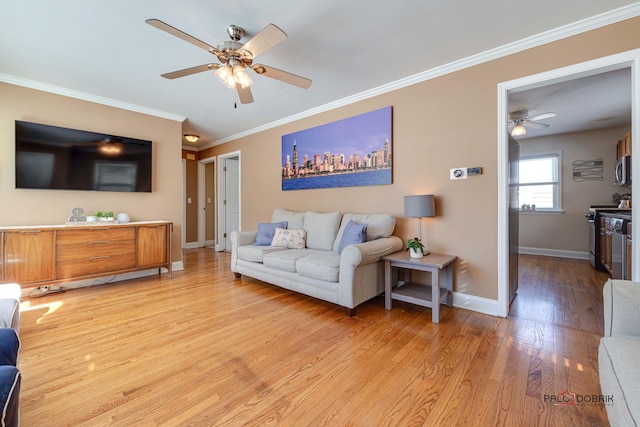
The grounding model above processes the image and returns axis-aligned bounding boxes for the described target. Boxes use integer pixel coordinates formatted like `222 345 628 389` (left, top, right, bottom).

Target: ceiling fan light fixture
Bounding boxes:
233 65 253 88
184 134 200 143
511 124 527 137
215 65 235 89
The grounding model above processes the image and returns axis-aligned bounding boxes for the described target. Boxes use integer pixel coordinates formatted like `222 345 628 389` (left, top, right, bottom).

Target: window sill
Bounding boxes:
519 210 564 215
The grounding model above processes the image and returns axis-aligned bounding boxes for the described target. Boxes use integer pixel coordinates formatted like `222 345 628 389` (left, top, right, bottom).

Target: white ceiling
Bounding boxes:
0 1 638 148
508 68 632 139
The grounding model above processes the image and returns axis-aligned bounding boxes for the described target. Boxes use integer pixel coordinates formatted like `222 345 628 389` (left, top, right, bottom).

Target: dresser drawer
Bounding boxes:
57 254 137 279
57 227 135 245
56 238 136 262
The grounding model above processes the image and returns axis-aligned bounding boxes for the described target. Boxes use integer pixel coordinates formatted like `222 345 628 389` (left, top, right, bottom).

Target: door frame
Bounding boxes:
197 156 216 248
497 49 640 317
216 150 241 251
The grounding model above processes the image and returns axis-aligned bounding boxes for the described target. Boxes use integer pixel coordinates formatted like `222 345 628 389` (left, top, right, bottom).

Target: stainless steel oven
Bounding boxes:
610 218 628 279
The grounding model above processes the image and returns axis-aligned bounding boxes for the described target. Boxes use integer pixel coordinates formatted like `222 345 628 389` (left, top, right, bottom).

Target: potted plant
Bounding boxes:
96 211 115 222
406 237 425 258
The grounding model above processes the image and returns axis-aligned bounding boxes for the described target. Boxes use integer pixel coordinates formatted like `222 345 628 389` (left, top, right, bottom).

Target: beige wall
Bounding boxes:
0 83 184 263
199 16 640 301
519 126 629 253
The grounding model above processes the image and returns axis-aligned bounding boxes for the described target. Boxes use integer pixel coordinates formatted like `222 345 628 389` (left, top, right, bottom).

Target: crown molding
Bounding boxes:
0 73 186 123
201 2 640 150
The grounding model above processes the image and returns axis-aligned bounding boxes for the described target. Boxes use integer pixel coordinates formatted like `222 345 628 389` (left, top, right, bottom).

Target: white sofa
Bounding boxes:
599 279 640 426
230 209 403 315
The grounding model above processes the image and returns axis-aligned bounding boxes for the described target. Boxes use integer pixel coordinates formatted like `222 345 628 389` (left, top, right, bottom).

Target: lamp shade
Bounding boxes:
404 195 435 218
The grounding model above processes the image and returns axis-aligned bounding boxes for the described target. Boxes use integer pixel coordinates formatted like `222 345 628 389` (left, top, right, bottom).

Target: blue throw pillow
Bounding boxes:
338 220 368 253
254 221 288 246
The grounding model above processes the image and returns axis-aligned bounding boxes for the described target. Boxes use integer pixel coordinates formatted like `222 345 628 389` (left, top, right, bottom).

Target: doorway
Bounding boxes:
497 49 640 317
198 157 216 248
216 151 241 251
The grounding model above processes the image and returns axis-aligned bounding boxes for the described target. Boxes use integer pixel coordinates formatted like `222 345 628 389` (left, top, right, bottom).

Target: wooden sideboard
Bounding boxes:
0 221 172 288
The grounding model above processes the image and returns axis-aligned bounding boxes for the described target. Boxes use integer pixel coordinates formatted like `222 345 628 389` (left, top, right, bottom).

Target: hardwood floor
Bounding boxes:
17 250 611 426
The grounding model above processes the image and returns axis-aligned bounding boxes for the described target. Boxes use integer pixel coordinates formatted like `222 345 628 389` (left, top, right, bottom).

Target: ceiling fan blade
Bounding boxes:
525 121 550 129
240 24 287 59
528 112 556 122
161 63 220 79
146 19 223 56
251 64 312 89
237 85 254 104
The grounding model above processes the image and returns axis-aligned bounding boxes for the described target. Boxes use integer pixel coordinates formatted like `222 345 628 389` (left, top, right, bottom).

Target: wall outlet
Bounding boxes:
450 168 467 180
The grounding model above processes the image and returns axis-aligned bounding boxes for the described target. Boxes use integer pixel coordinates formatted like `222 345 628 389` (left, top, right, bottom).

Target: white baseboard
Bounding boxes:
452 292 499 317
183 241 200 249
518 246 589 260
172 260 184 271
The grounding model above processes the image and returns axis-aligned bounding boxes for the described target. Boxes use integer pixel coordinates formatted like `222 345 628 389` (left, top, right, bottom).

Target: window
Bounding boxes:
519 152 561 212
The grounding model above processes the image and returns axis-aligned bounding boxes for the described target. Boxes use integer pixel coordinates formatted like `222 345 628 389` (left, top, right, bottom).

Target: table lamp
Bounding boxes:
404 195 436 255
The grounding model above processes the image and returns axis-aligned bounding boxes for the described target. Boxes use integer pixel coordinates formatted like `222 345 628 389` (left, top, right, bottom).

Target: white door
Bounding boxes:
224 157 240 250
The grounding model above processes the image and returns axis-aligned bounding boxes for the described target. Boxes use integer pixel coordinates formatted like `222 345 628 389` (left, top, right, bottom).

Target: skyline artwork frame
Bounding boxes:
281 106 392 191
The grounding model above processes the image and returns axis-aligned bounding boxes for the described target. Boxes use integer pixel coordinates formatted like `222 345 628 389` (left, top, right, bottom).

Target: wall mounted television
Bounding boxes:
15 120 152 192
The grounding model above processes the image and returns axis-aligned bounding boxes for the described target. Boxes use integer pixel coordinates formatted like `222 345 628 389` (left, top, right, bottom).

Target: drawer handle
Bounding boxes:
90 241 110 245
89 256 111 261
20 230 41 235
89 228 109 231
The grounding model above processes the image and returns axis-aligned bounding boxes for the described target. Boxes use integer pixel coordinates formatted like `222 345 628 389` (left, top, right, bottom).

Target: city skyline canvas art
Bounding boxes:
281 106 392 191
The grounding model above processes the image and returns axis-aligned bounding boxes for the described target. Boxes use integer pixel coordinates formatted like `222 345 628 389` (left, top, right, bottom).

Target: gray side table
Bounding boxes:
383 251 457 323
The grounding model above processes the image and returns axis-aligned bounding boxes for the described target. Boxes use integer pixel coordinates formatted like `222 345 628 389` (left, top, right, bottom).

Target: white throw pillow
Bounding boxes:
271 228 306 249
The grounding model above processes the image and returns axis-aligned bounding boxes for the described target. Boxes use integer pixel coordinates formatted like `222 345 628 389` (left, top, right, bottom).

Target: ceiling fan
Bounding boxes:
146 19 312 104
508 110 557 136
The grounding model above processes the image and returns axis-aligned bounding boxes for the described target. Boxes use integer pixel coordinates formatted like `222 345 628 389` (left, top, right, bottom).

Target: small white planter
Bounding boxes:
409 247 424 258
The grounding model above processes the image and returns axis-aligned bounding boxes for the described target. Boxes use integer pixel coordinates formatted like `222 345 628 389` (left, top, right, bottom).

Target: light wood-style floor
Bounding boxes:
17 250 611 426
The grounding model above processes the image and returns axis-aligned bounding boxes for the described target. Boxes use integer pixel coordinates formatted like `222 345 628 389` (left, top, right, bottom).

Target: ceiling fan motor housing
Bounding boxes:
226 25 244 41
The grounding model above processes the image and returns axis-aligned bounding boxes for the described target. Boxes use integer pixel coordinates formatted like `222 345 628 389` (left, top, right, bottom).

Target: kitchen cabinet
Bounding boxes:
617 130 632 159
3 229 56 284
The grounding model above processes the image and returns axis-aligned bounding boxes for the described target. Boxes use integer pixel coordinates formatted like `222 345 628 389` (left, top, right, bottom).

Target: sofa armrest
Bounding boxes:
230 231 258 273
340 236 403 270
230 230 258 249
603 279 640 337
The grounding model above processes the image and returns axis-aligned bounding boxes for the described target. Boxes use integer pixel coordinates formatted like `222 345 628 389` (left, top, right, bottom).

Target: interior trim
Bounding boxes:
0 73 186 123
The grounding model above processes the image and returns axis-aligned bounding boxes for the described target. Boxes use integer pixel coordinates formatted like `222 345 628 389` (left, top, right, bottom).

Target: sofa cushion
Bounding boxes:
272 209 305 230
237 245 288 263
304 211 341 251
338 220 368 254
271 228 307 249
599 336 640 425
263 249 315 272
296 251 341 282
254 221 288 246
333 213 396 251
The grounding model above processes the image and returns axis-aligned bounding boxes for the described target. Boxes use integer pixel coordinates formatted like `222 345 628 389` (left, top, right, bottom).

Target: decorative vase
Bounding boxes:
409 247 423 259
117 213 130 223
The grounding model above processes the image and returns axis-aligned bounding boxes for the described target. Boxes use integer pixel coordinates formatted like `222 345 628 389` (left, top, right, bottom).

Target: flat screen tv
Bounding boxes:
15 120 152 192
